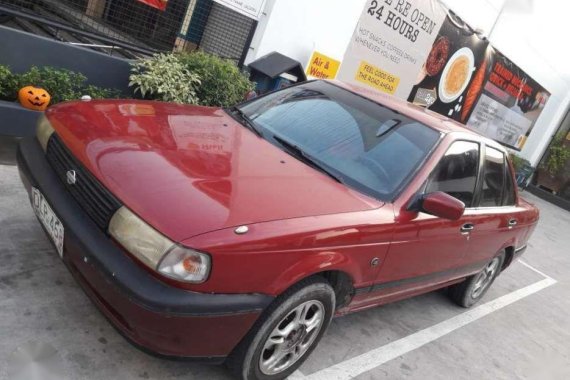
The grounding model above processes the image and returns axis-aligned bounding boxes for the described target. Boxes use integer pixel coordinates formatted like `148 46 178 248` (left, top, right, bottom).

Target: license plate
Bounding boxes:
32 188 64 258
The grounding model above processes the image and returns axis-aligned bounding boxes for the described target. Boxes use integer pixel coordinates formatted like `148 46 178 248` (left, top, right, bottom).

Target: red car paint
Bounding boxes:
34 80 538 356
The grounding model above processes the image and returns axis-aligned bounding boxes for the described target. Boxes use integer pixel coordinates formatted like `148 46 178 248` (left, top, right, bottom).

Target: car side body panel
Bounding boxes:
182 206 396 295
344 132 539 311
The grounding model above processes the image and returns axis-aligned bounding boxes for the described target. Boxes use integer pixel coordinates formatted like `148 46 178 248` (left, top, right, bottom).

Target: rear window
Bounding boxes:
480 147 506 207
238 81 441 201
504 163 517 206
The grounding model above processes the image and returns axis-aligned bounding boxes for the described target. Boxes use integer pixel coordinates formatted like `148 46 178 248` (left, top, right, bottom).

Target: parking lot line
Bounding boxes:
518 259 554 280
294 264 557 380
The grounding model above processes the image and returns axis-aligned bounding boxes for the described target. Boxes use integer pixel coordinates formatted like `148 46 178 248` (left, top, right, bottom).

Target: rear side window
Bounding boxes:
480 147 506 207
426 141 480 207
503 158 517 206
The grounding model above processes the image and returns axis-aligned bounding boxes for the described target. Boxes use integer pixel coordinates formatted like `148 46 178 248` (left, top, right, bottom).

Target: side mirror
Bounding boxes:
416 192 465 220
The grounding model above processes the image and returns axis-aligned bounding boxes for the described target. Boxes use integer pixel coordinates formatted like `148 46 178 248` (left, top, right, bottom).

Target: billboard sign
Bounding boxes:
338 0 447 98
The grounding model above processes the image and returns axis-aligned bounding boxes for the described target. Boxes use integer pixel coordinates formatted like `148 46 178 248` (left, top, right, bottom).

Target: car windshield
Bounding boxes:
237 81 441 201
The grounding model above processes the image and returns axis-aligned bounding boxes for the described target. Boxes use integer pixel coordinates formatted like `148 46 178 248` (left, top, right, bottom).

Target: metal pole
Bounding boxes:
487 0 506 40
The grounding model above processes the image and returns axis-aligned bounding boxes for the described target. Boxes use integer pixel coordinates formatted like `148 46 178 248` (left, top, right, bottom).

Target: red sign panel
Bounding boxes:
137 0 168 11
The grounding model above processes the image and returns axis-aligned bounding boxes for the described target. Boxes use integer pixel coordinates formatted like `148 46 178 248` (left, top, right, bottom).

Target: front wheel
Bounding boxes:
227 277 335 380
449 252 505 308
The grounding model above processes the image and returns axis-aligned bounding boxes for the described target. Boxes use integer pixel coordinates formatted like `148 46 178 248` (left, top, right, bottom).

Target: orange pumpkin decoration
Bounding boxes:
18 86 51 111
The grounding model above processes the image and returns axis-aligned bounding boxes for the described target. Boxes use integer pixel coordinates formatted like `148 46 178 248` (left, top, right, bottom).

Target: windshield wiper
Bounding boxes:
272 135 342 183
229 107 262 137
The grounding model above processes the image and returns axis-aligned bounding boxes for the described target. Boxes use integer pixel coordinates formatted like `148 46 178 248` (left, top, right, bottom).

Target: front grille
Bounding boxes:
46 135 122 230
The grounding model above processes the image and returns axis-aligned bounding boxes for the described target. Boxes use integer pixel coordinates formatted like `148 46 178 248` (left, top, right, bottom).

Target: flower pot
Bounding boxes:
535 167 564 194
0 99 43 137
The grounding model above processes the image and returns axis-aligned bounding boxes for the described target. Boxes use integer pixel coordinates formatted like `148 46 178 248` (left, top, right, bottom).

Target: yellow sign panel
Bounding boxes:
355 61 400 95
306 52 341 79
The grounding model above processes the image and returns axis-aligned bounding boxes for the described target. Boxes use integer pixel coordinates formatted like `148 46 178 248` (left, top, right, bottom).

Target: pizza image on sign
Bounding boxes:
408 12 489 122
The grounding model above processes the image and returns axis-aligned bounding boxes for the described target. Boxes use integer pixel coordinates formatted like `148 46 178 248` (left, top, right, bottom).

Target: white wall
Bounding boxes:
247 0 570 166
245 0 366 67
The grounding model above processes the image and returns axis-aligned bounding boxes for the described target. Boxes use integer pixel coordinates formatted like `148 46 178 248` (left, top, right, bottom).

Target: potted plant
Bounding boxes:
535 131 570 194
0 64 122 137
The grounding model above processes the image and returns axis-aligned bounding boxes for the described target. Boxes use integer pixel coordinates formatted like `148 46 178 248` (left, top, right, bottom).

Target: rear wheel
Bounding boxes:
449 252 505 308
227 277 335 380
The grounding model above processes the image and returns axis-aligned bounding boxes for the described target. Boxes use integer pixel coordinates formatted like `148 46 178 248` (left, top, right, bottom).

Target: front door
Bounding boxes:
354 140 482 308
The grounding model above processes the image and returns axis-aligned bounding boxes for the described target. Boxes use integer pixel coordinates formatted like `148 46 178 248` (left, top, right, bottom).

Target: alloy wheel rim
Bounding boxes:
471 257 500 298
259 300 325 375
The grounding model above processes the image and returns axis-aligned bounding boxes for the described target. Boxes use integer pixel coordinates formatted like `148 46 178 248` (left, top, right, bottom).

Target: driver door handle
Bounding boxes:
460 223 475 234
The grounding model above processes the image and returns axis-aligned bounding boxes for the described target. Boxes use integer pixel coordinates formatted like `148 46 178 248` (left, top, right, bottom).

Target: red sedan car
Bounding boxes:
17 80 538 379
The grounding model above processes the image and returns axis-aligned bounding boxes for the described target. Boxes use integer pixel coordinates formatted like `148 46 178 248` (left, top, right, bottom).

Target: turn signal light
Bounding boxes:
158 246 210 283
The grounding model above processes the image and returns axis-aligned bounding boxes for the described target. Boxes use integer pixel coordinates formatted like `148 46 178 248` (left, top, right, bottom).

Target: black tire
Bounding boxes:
227 277 335 380
449 252 505 308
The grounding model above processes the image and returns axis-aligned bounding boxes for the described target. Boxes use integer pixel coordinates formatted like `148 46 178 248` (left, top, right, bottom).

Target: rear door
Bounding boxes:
461 145 528 266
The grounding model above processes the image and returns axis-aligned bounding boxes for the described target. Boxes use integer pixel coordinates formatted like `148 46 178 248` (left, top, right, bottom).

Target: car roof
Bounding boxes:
328 80 509 154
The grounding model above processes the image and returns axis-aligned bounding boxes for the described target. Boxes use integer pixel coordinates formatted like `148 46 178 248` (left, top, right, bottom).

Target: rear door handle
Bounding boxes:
460 223 475 234
508 219 518 227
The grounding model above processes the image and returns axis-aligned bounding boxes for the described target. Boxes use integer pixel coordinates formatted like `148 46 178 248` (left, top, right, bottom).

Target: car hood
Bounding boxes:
46 100 383 241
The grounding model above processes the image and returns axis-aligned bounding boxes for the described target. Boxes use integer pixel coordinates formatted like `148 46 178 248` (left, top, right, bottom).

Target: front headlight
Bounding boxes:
36 115 55 152
108 207 211 283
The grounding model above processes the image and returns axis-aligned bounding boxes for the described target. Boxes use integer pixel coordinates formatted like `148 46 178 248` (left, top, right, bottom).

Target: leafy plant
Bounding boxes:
83 85 121 100
129 53 201 104
0 64 19 101
3 66 121 104
16 66 87 103
509 154 531 173
178 51 254 107
540 131 570 176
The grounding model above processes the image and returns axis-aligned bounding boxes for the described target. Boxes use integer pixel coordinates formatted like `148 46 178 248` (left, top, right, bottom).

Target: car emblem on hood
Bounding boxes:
66 170 77 185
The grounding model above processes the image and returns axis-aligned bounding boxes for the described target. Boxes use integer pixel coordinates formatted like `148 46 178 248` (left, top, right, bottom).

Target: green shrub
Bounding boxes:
83 85 122 100
178 51 254 107
1 66 121 104
129 53 201 104
509 154 531 173
16 66 87 103
540 132 570 176
0 65 11 97
0 64 19 101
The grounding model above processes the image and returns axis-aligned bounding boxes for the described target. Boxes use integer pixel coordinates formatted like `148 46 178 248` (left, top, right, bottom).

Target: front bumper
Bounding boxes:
17 137 273 361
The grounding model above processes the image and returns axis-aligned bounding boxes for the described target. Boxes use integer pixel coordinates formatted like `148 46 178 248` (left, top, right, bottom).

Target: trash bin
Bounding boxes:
247 52 307 95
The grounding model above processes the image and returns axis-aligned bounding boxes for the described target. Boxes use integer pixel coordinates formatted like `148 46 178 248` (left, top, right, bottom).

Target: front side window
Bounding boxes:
236 81 441 201
426 141 480 206
480 147 506 207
